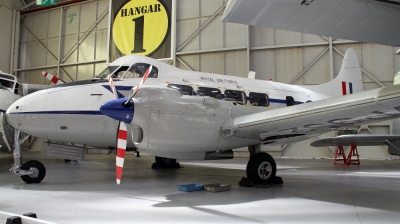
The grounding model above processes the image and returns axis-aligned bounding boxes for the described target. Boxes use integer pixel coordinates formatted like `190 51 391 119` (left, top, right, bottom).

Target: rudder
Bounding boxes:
304 48 363 97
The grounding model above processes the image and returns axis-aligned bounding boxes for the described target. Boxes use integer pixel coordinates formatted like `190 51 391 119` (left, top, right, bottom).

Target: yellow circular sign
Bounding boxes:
113 0 170 56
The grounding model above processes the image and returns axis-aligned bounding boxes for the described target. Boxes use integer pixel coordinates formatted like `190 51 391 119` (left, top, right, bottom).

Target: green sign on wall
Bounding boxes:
36 0 57 6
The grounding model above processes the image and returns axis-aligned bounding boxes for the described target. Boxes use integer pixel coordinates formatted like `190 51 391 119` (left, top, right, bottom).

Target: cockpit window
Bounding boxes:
96 66 121 79
96 63 158 79
0 79 14 89
0 74 15 80
15 83 23 96
122 63 159 79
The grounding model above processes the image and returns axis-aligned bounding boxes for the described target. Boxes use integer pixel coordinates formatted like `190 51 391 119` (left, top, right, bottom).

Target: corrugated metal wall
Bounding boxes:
0 0 18 73
13 0 400 159
18 0 109 84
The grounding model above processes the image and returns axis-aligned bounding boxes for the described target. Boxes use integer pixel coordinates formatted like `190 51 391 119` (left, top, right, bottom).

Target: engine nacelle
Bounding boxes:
131 86 258 158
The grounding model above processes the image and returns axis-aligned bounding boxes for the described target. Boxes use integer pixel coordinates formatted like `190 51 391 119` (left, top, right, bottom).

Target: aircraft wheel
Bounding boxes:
246 152 276 184
155 156 177 167
20 160 46 184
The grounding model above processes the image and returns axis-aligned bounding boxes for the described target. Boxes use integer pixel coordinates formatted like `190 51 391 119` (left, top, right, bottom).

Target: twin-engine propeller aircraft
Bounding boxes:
7 48 400 185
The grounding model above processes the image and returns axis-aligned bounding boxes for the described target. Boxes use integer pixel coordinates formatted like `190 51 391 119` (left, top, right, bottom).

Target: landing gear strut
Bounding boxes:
9 130 46 184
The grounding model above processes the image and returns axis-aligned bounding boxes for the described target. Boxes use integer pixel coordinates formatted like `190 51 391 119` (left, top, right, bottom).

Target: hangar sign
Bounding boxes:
109 0 172 61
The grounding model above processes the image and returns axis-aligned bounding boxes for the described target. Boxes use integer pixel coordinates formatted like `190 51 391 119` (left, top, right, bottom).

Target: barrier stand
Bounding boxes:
334 146 348 166
334 145 360 166
346 145 360 165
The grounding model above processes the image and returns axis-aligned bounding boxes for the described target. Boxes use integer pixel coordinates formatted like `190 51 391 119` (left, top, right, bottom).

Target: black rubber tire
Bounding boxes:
246 152 276 184
20 160 46 184
155 156 177 167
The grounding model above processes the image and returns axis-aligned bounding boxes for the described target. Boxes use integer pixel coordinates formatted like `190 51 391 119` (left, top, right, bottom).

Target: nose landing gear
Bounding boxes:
9 130 46 184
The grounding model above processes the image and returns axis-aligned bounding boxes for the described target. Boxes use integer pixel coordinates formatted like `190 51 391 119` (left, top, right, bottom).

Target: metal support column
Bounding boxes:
57 7 66 81
171 0 177 66
329 37 334 80
247 25 250 74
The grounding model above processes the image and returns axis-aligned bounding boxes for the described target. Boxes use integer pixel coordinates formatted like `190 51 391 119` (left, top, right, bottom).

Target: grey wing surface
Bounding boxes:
222 84 400 145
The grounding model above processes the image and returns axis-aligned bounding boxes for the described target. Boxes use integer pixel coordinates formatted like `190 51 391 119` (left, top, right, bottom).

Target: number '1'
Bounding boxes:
131 16 146 53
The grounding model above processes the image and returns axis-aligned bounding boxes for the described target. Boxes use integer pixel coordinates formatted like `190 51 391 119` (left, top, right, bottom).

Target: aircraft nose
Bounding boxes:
5 98 25 130
100 98 134 124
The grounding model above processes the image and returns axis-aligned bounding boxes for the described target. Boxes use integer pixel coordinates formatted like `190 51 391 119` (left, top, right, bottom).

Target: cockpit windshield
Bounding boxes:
121 63 158 79
96 63 158 79
96 66 120 79
0 78 15 89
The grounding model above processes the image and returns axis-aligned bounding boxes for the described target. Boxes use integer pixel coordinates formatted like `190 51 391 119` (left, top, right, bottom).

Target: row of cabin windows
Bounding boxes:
95 64 296 107
95 64 295 107
167 84 271 107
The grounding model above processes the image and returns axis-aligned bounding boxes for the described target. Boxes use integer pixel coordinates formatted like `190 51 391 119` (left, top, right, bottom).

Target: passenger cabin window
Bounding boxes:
225 89 246 105
286 96 295 107
122 63 159 79
197 87 221 99
249 92 269 107
168 84 194 95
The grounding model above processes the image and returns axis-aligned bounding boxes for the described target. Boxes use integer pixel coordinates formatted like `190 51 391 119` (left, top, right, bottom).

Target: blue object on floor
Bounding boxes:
178 184 204 192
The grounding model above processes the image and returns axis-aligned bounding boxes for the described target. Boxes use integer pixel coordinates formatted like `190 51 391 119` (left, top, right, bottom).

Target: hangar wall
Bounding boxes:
0 0 17 73
12 0 400 159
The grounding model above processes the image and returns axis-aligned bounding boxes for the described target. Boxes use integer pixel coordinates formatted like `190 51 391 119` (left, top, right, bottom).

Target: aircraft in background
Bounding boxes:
1 70 52 152
222 0 400 48
0 71 23 152
6 48 387 185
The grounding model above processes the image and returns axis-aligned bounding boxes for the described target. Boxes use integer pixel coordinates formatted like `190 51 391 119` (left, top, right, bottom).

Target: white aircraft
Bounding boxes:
8 48 400 185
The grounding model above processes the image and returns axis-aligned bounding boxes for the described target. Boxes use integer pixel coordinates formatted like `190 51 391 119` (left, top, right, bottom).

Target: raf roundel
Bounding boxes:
113 0 170 56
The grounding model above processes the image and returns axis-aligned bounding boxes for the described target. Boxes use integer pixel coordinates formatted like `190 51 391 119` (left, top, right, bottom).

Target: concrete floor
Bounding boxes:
1 152 400 223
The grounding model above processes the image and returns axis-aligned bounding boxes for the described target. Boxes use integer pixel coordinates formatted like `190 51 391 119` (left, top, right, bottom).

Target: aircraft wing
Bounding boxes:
310 134 400 147
222 84 400 145
310 134 400 155
221 0 400 47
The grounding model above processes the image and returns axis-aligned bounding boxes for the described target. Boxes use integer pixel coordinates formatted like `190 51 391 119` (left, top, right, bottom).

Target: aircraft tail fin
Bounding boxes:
304 48 363 97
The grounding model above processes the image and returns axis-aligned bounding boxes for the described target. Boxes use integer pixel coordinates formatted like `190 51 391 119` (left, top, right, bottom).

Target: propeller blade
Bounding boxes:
107 75 118 99
42 71 65 85
116 122 128 185
125 65 152 104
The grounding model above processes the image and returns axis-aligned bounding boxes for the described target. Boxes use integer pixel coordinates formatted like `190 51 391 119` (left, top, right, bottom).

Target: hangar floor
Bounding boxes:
1 152 400 223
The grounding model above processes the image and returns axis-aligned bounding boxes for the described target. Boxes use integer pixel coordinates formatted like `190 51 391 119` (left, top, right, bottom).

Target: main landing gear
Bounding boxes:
9 130 46 184
152 156 181 168
246 144 277 184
